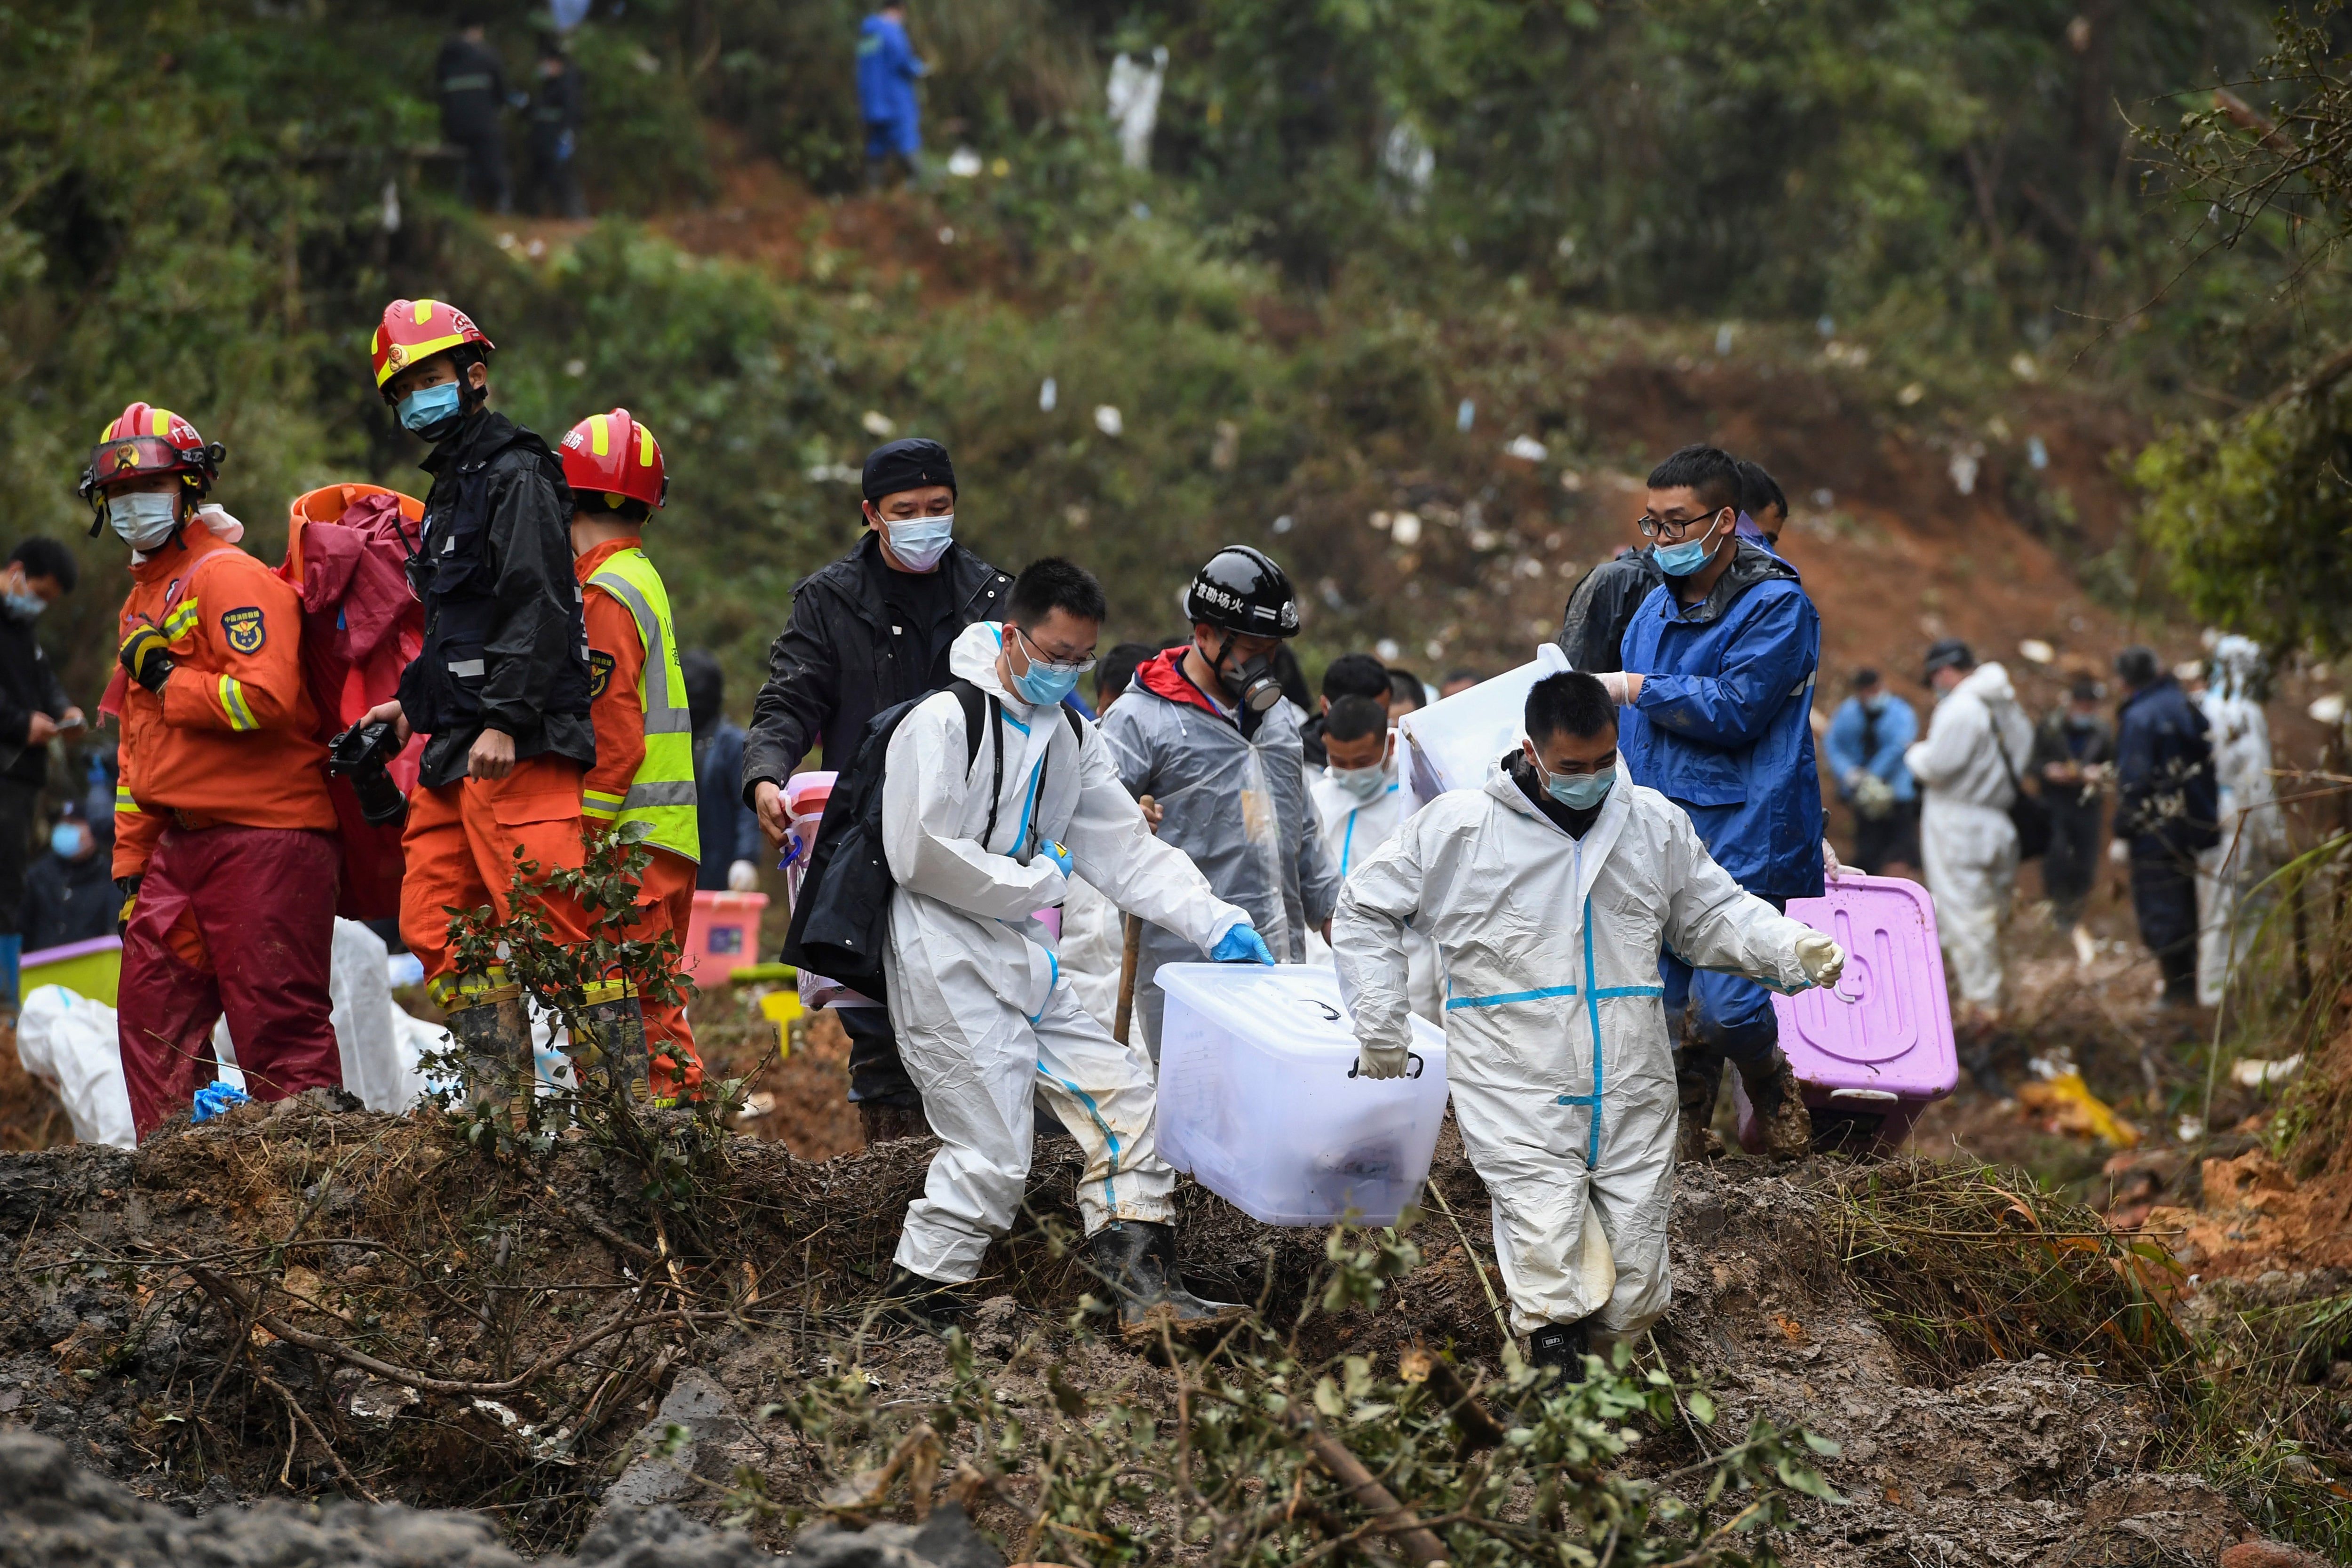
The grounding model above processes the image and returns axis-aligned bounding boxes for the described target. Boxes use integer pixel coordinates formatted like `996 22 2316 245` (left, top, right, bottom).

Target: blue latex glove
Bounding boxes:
1210 922 1275 965
192 1081 250 1123
1038 838 1073 878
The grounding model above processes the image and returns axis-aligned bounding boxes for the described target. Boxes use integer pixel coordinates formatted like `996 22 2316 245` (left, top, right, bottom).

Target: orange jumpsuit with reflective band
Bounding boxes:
109 529 342 1139
579 535 701 1098
111 531 336 878
400 756 593 1004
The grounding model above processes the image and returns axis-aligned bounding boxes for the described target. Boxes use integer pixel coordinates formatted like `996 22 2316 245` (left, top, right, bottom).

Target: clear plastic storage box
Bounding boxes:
1154 963 1450 1226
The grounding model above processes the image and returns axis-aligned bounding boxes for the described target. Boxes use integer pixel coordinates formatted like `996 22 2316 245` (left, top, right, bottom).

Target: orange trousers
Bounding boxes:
627 844 703 1100
401 757 591 1001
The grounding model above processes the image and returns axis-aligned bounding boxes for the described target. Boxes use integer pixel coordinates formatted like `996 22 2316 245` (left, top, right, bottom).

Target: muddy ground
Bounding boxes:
0 1092 2299 1567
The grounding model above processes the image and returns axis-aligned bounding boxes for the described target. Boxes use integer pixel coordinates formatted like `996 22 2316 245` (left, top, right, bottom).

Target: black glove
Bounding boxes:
115 875 143 937
118 625 174 694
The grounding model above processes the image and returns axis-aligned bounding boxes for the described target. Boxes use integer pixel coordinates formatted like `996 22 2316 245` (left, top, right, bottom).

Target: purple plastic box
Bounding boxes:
1731 873 1959 1154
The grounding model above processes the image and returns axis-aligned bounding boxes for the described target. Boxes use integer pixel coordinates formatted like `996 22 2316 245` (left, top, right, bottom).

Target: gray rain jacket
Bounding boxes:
1100 648 1342 1051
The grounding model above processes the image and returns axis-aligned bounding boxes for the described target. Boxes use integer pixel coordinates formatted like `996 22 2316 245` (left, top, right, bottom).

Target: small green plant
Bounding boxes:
423 823 766 1251
770 1217 1837 1566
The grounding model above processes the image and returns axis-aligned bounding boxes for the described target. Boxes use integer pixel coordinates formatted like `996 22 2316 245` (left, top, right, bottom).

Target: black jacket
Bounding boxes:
436 35 508 140
405 409 596 789
2027 709 2117 811
529 61 585 148
1554 546 1664 673
0 609 71 785
2115 677 2219 857
22 849 114 953
741 533 1011 801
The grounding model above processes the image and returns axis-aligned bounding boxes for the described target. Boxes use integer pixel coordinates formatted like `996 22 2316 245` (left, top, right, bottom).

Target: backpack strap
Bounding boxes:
951 679 1006 848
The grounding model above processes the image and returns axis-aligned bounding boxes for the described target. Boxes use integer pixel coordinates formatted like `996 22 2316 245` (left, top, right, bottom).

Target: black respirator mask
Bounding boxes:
1208 634 1285 715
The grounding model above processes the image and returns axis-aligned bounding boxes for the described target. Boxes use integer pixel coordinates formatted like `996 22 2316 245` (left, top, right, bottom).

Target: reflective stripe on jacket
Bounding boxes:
580 541 699 863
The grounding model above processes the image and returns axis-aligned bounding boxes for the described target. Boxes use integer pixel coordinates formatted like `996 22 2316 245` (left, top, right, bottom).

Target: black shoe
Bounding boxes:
1528 1320 1590 1384
880 1262 970 1337
1082 1221 1245 1345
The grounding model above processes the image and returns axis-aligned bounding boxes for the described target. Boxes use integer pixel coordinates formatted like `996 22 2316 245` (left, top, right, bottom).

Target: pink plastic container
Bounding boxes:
683 890 769 987
1732 873 1958 1154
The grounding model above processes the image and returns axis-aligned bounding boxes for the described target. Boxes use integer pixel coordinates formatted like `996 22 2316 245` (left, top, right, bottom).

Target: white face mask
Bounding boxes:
884 513 954 572
1328 762 1389 802
109 491 181 550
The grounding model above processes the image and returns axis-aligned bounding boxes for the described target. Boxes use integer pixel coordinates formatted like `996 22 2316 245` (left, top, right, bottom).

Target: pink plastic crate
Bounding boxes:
1732 874 1958 1154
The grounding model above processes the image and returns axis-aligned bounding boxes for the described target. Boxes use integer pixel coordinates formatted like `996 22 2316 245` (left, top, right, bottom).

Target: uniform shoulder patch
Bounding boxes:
588 649 616 699
220 606 266 654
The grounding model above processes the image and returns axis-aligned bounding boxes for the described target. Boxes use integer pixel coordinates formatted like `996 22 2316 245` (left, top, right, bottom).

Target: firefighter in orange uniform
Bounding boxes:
353 301 598 1068
560 407 703 1101
81 405 343 1139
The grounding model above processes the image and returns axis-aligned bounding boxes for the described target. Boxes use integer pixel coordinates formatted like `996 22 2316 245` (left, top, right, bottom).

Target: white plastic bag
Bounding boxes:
16 984 136 1149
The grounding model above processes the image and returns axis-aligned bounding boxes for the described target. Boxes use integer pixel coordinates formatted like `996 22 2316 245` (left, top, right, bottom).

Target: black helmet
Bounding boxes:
1184 545 1300 639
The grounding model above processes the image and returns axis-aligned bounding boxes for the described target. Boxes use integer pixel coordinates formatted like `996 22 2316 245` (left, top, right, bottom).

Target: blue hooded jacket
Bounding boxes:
857 14 926 132
1618 542 1825 899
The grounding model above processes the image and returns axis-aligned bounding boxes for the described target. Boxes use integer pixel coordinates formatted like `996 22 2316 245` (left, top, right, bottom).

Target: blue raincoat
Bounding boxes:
1618 543 1823 1065
857 14 927 156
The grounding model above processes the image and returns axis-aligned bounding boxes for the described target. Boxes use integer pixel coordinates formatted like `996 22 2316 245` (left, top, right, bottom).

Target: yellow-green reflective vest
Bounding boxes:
583 547 700 863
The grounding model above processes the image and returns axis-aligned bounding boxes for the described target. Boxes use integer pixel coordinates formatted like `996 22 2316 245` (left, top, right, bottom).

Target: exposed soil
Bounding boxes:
0 1099 2284 1565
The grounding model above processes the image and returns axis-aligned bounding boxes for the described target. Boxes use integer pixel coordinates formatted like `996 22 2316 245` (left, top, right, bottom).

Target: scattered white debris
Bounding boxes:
2231 1054 2303 1088
1503 434 1548 462
1093 405 1123 437
946 146 984 178
860 410 896 437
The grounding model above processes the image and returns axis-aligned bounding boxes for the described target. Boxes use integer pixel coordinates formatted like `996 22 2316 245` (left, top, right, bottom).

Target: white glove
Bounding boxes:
1597 670 1634 704
1794 932 1845 990
726 859 760 892
1355 1041 1409 1080
1822 837 1848 879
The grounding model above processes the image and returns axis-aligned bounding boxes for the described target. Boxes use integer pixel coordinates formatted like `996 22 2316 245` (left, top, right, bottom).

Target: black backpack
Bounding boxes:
781 681 1083 999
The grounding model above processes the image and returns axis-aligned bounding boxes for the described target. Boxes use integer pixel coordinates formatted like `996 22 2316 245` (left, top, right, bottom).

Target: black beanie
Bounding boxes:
861 437 956 502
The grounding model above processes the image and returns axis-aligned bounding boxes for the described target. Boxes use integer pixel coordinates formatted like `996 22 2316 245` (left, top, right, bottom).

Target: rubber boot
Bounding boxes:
1083 1219 1245 1345
574 980 652 1106
1527 1319 1591 1385
880 1261 971 1337
859 1100 931 1144
446 983 534 1135
1674 1048 1724 1164
1736 1048 1815 1161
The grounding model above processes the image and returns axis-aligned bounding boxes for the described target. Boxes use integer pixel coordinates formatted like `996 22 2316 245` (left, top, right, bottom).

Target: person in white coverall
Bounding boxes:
1303 693 1441 1019
1903 639 2034 1025
1334 672 1843 1376
877 558 1274 1338
2197 635 2285 1005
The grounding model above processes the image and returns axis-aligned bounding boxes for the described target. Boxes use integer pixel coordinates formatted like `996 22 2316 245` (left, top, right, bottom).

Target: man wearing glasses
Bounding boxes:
1593 445 1824 1162
742 438 1014 1142
873 557 1270 1339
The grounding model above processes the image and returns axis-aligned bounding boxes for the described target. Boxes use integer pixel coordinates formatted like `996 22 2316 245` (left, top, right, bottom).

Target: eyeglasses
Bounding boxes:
1013 623 1097 674
1635 507 1728 541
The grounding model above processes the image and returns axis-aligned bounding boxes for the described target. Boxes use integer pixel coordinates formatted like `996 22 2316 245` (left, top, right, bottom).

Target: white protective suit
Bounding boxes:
1057 874 1128 1032
1303 753 1443 1021
882 622 1252 1284
2198 637 2287 1004
1333 761 1819 1337
1904 662 2034 1011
